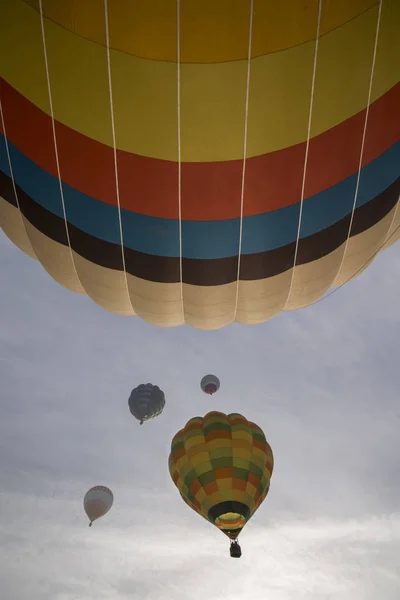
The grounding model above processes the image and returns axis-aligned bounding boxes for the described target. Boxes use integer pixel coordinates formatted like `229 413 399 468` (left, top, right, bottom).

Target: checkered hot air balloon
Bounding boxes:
169 411 274 557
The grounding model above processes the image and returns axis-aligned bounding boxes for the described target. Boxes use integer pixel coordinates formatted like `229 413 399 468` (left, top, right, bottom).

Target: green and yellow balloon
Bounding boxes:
169 411 274 557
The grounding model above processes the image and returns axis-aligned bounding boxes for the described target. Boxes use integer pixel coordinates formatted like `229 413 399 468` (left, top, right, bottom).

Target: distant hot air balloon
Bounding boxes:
1 2 399 330
201 374 220 395
169 411 274 557
84 486 113 527
128 383 166 425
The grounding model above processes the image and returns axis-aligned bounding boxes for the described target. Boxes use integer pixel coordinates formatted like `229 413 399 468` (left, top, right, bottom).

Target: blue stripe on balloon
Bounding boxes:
1 134 399 259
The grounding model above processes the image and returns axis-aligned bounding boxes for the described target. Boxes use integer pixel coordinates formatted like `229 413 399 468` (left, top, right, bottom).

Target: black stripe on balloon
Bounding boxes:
0 169 69 246
208 501 251 523
0 171 18 207
1 170 399 285
238 176 400 281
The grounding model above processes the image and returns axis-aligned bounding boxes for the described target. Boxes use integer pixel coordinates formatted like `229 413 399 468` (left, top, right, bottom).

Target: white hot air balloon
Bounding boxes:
84 486 114 527
200 374 220 395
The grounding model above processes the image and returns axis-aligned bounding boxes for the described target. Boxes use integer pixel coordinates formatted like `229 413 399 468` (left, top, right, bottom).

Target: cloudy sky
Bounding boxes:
1 228 400 600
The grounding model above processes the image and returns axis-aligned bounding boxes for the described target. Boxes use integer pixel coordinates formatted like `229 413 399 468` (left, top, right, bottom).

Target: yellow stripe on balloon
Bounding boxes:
1 1 398 161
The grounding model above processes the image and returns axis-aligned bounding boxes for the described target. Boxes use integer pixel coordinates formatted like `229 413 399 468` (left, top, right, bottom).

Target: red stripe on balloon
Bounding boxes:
1 78 399 220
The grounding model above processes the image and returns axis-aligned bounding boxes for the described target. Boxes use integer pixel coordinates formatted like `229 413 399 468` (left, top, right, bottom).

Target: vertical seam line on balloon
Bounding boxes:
246 419 254 523
0 99 38 259
383 195 400 245
177 0 184 322
311 216 400 306
334 0 383 281
104 0 135 314
283 0 322 310
233 0 254 323
227 414 234 522
38 0 83 288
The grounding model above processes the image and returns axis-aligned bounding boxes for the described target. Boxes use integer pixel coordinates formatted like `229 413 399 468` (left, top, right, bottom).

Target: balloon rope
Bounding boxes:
331 0 383 283
233 0 253 322
284 0 322 310
103 0 133 312
312 220 400 307
38 0 84 290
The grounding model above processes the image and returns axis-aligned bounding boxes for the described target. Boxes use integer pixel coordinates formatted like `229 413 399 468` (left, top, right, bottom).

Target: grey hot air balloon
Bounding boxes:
128 383 166 425
200 374 220 395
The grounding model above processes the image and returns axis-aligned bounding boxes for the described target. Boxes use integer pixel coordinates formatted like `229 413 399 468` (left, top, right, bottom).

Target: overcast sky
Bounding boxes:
1 228 400 600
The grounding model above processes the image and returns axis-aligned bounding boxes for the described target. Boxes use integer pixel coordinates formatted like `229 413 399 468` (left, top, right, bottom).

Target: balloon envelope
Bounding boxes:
128 383 166 424
1 2 399 329
84 486 113 525
169 412 273 540
200 374 220 395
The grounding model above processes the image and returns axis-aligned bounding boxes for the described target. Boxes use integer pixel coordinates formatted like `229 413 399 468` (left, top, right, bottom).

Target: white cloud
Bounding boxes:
1 484 399 599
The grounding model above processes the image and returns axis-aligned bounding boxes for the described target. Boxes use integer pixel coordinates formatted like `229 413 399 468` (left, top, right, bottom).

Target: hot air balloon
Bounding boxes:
201 374 220 396
169 411 274 557
84 486 113 527
128 383 165 425
1 2 399 330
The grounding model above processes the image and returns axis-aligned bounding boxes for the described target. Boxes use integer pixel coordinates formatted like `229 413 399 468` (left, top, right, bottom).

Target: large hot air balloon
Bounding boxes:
128 383 165 425
84 486 113 527
169 412 274 557
1 2 399 330
201 374 220 396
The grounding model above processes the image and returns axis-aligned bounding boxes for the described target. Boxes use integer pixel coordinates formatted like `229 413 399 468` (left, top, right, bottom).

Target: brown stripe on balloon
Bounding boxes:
69 226 125 271
295 215 352 266
0 170 68 246
0 174 180 280
295 176 400 267
237 176 399 281
0 170 18 208
0 171 123 268
1 171 399 285
350 180 400 237
182 255 239 286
